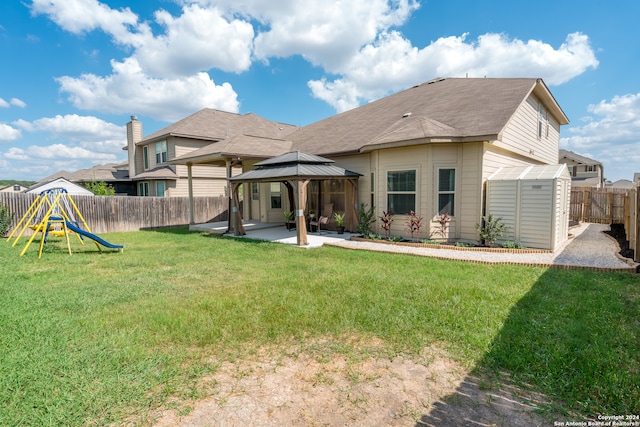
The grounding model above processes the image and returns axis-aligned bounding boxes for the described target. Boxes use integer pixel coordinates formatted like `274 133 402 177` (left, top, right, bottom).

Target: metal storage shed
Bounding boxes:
486 164 571 251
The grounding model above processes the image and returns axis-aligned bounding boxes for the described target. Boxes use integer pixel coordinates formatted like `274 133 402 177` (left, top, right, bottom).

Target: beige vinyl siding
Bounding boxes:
375 145 429 239
482 145 541 180
498 95 560 165
169 177 228 198
372 143 487 241
458 142 483 240
174 164 230 179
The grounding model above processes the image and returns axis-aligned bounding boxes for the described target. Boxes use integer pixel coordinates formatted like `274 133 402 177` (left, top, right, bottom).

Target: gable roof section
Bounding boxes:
170 134 293 166
288 78 567 155
140 109 298 146
559 149 602 166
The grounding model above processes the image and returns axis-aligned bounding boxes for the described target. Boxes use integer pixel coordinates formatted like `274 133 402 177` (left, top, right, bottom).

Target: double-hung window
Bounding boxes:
387 170 416 214
143 146 149 170
155 140 167 164
438 168 455 215
138 182 149 197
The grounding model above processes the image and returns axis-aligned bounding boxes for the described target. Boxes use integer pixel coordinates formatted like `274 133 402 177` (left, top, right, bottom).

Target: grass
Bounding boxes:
0 227 638 425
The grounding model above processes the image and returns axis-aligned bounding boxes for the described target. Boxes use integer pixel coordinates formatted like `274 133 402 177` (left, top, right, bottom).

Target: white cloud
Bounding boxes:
0 98 8 108
29 0 138 43
252 0 419 71
56 58 240 122
16 114 124 142
309 31 599 112
561 92 640 181
0 124 22 141
134 5 254 77
10 98 27 108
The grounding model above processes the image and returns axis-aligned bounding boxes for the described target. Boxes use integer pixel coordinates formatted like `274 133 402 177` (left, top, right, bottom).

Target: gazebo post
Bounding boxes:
290 179 309 246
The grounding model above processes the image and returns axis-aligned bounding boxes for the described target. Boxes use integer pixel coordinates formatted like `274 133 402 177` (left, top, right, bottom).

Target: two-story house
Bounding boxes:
558 149 604 188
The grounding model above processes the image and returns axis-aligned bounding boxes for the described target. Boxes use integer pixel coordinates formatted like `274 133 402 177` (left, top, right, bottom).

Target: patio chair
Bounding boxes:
310 203 333 234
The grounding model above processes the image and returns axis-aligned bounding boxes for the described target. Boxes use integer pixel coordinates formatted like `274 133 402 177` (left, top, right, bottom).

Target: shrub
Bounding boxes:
433 212 451 239
389 235 404 242
406 211 424 242
379 210 394 239
0 201 14 237
365 233 382 240
85 180 115 196
420 239 441 245
502 240 524 249
476 214 509 247
455 241 475 248
357 203 376 235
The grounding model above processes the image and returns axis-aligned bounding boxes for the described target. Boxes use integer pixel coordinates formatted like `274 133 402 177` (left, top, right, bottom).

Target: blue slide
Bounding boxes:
64 220 124 250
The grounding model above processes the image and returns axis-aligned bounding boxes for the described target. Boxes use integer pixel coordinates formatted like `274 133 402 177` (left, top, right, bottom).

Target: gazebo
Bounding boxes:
229 151 361 246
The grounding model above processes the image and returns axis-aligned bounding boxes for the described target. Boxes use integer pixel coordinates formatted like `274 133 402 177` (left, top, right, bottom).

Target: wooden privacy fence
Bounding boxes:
570 187 629 224
0 193 232 234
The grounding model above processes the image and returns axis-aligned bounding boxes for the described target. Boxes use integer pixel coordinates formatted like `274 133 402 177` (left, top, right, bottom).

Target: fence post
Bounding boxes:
636 188 640 263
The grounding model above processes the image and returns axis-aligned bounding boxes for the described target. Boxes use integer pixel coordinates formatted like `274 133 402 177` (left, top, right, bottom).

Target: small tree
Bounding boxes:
0 201 14 237
85 180 115 196
357 203 376 235
433 213 451 240
379 210 394 239
406 210 423 242
476 214 508 247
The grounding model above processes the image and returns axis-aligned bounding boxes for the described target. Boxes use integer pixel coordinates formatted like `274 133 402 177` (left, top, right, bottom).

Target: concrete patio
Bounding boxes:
189 220 356 248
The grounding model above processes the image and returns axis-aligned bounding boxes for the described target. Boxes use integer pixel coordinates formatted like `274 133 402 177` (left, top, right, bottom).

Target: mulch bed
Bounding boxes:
604 223 635 260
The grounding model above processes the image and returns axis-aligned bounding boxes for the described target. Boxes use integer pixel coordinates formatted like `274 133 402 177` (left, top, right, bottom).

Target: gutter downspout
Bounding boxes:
187 162 194 225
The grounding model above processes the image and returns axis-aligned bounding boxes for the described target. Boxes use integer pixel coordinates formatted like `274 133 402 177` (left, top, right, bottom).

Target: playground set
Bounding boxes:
6 188 123 258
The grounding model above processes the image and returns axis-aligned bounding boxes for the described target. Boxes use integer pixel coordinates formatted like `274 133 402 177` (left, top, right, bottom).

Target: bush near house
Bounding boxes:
0 202 13 237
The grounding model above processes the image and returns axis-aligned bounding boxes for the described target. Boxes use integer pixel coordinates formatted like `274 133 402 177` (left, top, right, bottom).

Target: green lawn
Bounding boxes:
1 227 638 425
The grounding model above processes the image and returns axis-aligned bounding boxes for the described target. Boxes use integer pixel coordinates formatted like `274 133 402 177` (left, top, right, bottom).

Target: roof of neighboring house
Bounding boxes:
607 179 635 189
558 149 602 166
287 77 569 156
0 183 28 192
26 177 95 196
67 164 130 182
140 109 299 146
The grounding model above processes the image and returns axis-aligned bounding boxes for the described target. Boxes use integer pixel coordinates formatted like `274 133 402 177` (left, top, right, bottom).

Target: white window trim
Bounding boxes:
436 166 457 217
143 146 149 170
155 140 167 164
386 168 418 215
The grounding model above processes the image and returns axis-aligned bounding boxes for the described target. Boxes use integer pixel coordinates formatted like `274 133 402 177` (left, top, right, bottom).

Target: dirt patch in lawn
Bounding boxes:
151 345 551 427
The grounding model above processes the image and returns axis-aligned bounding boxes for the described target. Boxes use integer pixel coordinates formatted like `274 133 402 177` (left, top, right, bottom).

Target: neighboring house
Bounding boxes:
33 164 136 196
26 177 95 196
607 179 634 190
125 110 298 197
558 149 604 188
172 77 570 247
0 183 28 193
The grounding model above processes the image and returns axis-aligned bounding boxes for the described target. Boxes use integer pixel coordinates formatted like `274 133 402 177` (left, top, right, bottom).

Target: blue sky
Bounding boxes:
1 0 638 182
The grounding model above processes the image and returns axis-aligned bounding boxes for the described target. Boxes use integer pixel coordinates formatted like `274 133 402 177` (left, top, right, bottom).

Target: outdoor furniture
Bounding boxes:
309 203 333 234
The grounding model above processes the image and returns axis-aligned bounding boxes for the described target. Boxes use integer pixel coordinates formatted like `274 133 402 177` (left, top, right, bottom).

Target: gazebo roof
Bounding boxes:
230 151 361 182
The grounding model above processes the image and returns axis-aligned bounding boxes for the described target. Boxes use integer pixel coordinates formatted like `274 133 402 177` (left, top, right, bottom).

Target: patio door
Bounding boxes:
265 182 284 223
250 182 260 221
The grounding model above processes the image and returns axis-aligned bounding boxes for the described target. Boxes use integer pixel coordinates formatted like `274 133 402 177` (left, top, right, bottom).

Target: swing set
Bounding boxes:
6 188 123 258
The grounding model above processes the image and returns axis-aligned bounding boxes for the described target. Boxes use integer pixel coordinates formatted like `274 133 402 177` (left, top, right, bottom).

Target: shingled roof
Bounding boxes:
288 77 569 156
140 109 298 145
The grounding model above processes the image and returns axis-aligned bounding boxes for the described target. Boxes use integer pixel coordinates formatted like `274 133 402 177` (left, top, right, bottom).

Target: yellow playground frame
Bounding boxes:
6 188 123 258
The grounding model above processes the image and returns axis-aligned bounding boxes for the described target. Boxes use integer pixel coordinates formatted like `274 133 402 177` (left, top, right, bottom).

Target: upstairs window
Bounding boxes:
387 170 416 214
143 146 149 170
155 140 167 164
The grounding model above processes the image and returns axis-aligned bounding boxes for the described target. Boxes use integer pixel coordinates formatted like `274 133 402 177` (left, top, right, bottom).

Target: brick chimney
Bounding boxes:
126 115 142 178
